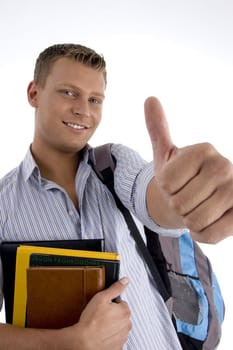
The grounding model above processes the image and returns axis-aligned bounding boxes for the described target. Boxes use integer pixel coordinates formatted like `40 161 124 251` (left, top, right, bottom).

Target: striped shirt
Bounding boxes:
0 143 184 349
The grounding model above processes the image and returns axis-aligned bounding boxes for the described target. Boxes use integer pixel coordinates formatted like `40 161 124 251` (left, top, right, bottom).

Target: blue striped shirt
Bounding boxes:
0 143 184 349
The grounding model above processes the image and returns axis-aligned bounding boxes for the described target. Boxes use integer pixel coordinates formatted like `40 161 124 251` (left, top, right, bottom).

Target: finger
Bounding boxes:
168 160 218 215
144 96 175 170
182 182 233 232
169 154 233 216
158 145 201 194
191 207 233 244
104 277 129 302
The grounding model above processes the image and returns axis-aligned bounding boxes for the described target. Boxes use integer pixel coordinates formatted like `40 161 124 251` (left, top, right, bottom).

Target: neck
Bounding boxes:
31 145 82 185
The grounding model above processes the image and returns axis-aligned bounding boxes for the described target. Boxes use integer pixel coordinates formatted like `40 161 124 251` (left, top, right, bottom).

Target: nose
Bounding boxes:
72 98 90 117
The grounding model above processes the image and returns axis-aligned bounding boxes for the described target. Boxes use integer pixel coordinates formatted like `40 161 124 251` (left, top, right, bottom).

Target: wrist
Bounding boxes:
57 324 89 350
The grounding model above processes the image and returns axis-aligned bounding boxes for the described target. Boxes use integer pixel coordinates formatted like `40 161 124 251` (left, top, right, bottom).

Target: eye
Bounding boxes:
60 89 77 98
64 90 76 97
89 97 101 104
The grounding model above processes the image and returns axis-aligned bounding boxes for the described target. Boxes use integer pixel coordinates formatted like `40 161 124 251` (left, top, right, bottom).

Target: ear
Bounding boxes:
27 81 39 107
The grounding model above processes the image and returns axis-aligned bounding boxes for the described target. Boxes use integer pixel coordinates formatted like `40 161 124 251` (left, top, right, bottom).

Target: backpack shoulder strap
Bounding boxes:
89 143 115 183
89 143 171 306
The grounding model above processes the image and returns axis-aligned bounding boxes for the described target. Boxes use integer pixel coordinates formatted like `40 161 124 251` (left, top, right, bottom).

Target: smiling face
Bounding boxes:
28 57 106 158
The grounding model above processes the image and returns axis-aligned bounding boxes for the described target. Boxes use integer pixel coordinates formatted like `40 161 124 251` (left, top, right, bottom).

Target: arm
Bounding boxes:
145 97 233 243
0 324 62 350
0 278 131 350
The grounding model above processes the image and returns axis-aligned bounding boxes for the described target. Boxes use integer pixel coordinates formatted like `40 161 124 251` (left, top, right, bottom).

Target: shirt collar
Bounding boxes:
22 147 40 182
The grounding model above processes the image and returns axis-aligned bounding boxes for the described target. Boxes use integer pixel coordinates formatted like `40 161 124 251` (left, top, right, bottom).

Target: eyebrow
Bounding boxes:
58 83 105 99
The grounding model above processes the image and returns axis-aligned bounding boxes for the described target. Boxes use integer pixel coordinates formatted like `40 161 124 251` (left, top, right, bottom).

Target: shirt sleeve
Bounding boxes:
111 143 186 237
0 259 4 312
0 181 5 313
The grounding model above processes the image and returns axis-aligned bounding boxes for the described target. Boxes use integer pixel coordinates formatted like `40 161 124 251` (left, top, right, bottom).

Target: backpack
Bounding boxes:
88 143 225 350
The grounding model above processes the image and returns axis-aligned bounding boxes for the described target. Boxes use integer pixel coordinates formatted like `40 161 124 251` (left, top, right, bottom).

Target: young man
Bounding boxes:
0 43 233 349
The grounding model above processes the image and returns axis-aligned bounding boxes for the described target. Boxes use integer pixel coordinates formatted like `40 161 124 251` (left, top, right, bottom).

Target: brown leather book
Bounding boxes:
26 266 105 329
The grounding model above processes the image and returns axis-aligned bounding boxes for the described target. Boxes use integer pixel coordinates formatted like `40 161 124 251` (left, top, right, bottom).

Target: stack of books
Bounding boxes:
0 239 120 329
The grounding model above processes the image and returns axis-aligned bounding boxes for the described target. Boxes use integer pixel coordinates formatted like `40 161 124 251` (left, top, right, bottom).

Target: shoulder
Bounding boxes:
0 148 35 197
0 167 20 230
110 144 148 172
111 143 147 164
89 143 149 180
0 166 21 197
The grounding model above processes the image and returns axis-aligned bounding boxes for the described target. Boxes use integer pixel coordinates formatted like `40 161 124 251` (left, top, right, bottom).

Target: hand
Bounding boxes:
145 96 233 243
63 277 131 350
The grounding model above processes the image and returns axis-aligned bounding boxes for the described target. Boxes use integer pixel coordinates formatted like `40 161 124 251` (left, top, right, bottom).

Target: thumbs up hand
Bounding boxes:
145 96 233 244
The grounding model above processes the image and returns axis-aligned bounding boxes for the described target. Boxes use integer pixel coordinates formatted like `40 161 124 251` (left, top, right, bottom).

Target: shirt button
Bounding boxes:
69 210 74 216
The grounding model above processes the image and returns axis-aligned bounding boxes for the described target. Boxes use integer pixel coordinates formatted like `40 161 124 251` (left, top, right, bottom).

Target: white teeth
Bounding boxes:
66 122 86 129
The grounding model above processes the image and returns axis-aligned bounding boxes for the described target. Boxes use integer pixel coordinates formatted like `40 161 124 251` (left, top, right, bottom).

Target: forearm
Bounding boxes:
0 323 80 350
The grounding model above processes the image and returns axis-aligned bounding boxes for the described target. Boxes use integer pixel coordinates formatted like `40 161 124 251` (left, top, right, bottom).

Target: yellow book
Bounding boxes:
13 245 120 327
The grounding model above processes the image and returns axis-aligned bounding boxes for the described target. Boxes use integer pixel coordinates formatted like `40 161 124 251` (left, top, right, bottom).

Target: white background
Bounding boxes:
0 1 233 348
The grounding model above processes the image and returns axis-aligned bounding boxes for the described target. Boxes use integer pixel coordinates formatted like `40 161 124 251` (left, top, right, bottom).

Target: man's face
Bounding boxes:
28 58 106 155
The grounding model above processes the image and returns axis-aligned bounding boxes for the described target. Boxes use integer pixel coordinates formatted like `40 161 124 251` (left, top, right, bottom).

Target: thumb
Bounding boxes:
144 96 176 170
104 277 129 301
